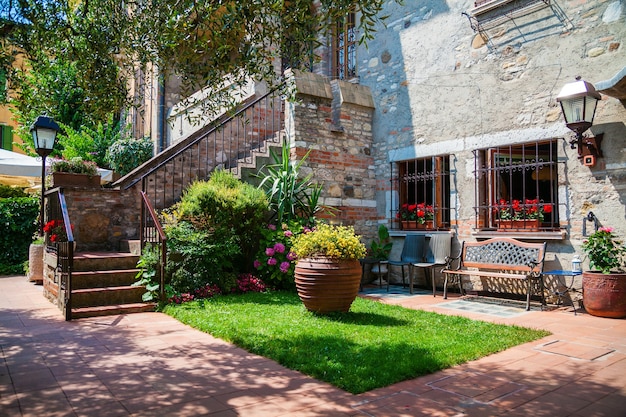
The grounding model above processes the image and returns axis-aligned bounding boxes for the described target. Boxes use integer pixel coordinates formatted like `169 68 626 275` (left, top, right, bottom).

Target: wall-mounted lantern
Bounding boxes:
556 76 603 166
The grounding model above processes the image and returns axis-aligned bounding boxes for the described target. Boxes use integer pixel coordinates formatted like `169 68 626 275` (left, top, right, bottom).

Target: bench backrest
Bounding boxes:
461 237 546 272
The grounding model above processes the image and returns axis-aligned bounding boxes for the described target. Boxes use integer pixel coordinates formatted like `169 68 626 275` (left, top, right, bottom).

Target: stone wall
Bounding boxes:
60 187 142 252
345 0 626 281
287 71 378 241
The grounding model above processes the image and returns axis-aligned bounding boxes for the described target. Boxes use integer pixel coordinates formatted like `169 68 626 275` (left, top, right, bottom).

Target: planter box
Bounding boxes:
402 220 434 230
497 219 540 231
52 172 101 188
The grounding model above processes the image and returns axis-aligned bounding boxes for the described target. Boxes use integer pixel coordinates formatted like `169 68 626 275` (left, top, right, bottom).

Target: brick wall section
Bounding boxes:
289 71 379 241
60 187 142 251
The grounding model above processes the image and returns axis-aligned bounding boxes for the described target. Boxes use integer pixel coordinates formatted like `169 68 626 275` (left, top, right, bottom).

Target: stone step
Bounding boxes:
71 269 140 289
71 303 156 319
73 252 140 272
71 285 146 308
119 239 142 255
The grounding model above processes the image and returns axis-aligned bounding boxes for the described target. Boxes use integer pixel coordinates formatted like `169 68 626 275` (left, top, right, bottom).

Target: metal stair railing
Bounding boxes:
45 188 75 320
135 87 284 212
140 191 167 301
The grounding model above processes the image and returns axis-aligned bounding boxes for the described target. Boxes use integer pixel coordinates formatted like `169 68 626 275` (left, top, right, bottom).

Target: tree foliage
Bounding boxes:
1 0 395 132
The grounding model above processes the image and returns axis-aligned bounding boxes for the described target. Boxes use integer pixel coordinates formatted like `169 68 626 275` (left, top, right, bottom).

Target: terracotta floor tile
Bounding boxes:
2 276 626 417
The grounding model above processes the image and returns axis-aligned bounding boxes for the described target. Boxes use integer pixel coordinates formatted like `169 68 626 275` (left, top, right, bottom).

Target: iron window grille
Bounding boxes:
473 139 559 231
391 156 451 230
331 11 357 80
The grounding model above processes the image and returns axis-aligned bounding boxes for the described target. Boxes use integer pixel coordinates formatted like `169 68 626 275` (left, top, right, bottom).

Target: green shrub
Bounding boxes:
0 197 39 274
57 115 124 168
176 170 268 265
133 243 174 303
165 171 269 293
166 221 240 293
106 136 153 176
0 184 30 198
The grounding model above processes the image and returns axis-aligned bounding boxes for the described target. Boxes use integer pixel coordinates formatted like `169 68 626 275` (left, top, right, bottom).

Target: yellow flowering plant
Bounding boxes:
291 223 367 260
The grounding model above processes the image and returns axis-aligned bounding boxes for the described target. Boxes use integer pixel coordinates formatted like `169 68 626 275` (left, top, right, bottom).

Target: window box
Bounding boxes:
497 219 541 232
402 220 434 230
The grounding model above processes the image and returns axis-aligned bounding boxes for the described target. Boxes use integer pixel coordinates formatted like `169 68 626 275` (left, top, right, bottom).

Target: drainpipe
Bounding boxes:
158 73 166 153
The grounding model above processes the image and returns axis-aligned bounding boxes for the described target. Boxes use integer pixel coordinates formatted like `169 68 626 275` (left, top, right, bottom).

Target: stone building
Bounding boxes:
302 0 626 281
45 0 625 306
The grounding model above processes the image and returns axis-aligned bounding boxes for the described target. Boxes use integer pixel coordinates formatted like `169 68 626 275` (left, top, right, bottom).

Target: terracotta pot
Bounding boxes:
294 258 361 313
403 220 434 230
582 271 626 319
28 243 44 283
402 221 418 230
417 220 434 229
497 219 540 231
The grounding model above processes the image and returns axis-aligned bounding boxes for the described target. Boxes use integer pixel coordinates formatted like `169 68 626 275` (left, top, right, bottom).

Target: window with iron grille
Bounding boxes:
332 12 356 80
393 156 451 229
473 139 559 230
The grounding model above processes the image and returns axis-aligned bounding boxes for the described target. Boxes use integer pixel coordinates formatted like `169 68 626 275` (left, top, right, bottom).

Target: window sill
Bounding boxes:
473 229 566 240
390 230 455 238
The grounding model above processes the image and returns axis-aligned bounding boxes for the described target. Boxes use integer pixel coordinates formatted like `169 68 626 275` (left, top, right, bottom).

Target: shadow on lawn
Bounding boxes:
312 310 410 326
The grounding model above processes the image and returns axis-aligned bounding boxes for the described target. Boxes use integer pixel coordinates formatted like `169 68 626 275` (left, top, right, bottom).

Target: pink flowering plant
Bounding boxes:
582 227 626 274
254 220 307 289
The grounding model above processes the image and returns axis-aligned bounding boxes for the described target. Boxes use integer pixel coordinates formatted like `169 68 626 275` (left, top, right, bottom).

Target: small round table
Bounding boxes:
543 270 582 315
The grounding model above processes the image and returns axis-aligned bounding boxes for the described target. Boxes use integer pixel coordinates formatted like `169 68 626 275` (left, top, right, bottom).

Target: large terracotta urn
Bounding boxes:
294 257 362 313
582 271 626 319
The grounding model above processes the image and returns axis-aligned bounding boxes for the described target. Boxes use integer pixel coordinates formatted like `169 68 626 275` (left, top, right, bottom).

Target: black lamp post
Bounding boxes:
556 76 603 166
30 115 60 236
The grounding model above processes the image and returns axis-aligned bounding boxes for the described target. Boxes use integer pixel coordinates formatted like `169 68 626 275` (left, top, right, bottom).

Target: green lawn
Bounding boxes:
163 291 549 394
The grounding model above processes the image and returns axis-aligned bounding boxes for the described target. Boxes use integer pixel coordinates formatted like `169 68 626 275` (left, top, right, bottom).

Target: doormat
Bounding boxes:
359 285 431 299
435 297 539 318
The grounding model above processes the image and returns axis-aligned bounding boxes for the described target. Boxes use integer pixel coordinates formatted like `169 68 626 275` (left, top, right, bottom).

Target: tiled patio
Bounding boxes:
1 275 625 416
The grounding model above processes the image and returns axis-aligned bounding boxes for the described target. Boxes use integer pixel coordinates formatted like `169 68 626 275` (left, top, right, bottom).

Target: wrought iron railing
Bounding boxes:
135 87 285 297
140 191 167 301
135 88 284 212
45 188 74 321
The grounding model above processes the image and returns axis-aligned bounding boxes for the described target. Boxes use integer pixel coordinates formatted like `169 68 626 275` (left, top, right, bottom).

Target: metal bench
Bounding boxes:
442 237 546 310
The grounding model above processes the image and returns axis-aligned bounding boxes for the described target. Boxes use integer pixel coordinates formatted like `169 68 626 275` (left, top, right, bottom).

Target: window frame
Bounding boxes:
392 155 452 230
473 139 560 232
331 11 357 80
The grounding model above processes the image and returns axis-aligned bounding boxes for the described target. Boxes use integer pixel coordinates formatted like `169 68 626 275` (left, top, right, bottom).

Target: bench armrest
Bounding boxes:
443 250 462 271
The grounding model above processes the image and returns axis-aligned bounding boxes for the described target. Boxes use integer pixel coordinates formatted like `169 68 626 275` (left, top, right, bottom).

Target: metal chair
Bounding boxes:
412 234 452 296
387 234 426 291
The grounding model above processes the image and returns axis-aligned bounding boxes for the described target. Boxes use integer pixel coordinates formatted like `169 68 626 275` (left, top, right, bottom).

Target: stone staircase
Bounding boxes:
69 241 155 319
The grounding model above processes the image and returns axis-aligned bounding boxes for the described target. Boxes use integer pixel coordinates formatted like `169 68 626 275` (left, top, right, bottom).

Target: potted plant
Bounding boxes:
291 223 367 313
397 203 434 229
496 198 552 230
581 226 626 318
366 224 393 285
50 157 101 188
28 236 45 283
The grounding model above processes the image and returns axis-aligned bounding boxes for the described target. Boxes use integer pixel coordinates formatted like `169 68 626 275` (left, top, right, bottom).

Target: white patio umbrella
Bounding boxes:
0 149 113 187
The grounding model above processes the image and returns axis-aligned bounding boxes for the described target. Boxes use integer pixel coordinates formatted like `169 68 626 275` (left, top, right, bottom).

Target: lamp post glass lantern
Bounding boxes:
556 77 601 139
30 115 60 236
556 77 603 165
